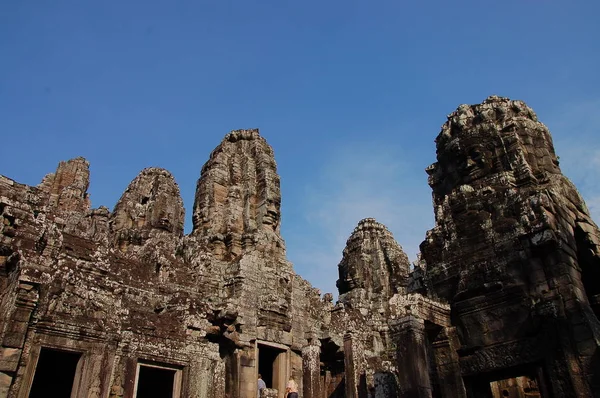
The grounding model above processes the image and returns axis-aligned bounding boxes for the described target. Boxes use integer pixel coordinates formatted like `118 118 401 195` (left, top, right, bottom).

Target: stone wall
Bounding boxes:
0 130 331 398
421 96 600 397
0 98 598 397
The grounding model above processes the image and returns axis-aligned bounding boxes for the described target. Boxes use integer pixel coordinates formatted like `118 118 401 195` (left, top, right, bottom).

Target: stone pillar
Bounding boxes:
391 317 432 398
289 350 303 398
321 370 330 398
3 282 39 398
343 333 367 398
302 339 321 398
343 334 357 398
210 357 227 398
188 357 225 398
273 351 287 398
238 348 256 398
430 327 466 398
79 349 115 398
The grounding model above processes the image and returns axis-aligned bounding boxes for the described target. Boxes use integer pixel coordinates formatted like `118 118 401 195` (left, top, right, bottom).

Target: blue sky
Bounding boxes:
1 1 599 295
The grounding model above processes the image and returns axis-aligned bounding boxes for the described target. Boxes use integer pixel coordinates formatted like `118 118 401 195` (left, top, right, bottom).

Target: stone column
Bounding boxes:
238 348 256 398
391 316 432 398
321 370 330 398
343 333 366 398
430 327 466 398
78 349 116 398
188 356 225 398
3 282 39 398
302 339 321 398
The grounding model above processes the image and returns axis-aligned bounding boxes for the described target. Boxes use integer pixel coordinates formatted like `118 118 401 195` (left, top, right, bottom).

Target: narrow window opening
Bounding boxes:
29 348 81 398
135 362 182 398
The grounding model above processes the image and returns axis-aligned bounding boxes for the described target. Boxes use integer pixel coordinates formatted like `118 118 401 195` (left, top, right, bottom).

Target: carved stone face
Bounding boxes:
437 140 499 189
337 219 410 302
262 198 280 229
423 97 568 302
111 168 185 243
430 99 560 200
464 145 492 175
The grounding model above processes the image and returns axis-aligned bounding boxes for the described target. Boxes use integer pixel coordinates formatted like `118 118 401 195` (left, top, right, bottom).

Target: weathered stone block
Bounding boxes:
0 348 20 372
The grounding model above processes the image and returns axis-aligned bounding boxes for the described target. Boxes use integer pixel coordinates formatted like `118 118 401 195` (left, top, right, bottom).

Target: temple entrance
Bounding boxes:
134 362 182 398
320 338 345 398
257 342 288 398
29 348 81 398
425 321 444 398
464 366 546 398
490 375 541 398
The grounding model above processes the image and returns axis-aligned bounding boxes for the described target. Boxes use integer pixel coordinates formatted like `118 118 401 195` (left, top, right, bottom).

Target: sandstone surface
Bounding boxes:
0 99 598 398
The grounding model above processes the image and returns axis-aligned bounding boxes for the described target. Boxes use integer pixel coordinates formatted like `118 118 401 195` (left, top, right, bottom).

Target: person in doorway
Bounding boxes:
257 374 266 398
285 376 298 398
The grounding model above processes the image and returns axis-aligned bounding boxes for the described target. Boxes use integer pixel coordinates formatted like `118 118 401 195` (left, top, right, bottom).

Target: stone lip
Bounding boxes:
436 95 541 148
224 128 261 142
348 218 395 239
134 167 177 179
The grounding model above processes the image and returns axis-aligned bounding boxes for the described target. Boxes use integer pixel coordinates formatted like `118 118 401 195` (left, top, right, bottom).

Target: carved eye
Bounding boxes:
468 148 487 168
468 149 482 161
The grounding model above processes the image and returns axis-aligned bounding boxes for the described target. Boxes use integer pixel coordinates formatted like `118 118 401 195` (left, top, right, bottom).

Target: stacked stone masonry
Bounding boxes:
0 97 598 398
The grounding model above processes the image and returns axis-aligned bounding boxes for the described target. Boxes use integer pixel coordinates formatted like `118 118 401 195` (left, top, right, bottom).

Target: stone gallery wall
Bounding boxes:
0 97 598 398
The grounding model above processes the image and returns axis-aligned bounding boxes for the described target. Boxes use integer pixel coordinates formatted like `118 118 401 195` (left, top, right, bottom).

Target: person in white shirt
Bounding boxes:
285 376 298 398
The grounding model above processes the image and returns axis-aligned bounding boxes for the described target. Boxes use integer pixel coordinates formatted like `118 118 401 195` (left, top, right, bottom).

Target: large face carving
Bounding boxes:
432 138 502 194
111 168 185 240
422 97 566 302
261 198 281 230
429 98 560 202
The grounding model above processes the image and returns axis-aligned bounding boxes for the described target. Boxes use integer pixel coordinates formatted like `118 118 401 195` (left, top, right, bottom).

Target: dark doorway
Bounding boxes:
29 348 81 398
425 322 443 398
320 338 345 398
136 365 177 398
258 345 279 388
257 343 287 397
464 365 547 398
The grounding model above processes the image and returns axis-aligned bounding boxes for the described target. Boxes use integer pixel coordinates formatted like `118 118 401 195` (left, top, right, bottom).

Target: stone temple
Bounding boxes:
0 96 599 398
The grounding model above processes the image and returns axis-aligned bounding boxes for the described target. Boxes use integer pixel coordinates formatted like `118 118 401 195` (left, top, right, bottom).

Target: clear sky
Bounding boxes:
1 1 599 296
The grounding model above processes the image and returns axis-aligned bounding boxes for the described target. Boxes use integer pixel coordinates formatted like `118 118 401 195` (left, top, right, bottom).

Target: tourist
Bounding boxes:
285 376 298 398
257 374 266 398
